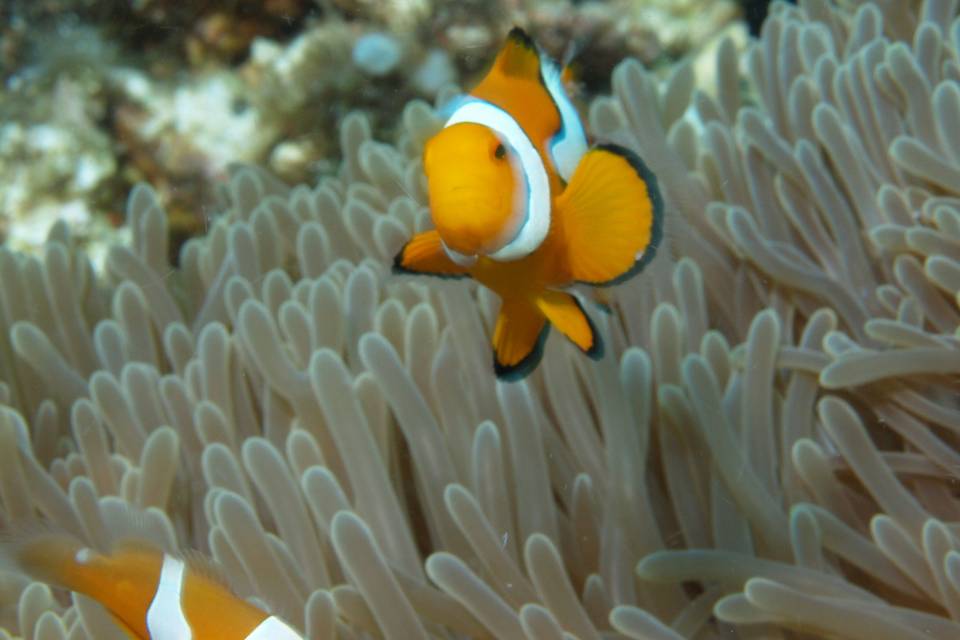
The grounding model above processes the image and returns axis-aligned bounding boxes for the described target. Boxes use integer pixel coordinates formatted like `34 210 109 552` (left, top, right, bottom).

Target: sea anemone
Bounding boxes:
2 1 960 638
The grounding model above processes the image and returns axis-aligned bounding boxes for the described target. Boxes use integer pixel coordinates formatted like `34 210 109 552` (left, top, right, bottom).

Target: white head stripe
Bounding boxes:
541 59 587 182
245 616 305 640
147 556 193 639
445 99 551 261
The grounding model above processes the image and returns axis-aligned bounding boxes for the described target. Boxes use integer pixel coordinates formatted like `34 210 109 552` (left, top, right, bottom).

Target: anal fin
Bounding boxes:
556 144 664 286
74 594 141 640
393 231 471 279
492 299 548 381
109 613 144 640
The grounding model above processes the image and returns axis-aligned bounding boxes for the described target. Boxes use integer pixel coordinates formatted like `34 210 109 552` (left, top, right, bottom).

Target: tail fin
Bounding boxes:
535 291 603 358
555 144 664 286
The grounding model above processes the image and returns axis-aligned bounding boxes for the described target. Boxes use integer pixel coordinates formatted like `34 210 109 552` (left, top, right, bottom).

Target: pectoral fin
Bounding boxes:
555 144 664 286
492 299 549 381
109 614 144 640
393 231 471 279
535 290 603 358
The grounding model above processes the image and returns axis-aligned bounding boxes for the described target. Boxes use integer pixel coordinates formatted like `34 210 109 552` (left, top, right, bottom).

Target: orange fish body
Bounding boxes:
396 28 664 379
2 532 302 639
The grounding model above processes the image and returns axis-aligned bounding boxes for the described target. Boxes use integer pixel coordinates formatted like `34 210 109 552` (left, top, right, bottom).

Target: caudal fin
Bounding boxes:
535 290 603 358
555 144 664 286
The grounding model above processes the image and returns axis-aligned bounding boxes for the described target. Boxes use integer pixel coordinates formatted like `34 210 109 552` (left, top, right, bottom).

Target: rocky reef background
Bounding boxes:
5 1 960 640
0 0 744 267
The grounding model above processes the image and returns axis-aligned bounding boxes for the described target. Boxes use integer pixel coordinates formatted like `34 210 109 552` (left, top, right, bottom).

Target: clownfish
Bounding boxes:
394 27 663 379
0 530 303 639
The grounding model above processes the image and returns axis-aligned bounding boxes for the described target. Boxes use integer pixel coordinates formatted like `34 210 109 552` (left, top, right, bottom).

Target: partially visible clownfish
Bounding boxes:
394 27 664 379
0 529 303 639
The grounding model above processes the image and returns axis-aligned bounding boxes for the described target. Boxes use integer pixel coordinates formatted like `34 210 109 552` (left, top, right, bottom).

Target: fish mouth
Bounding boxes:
430 194 517 256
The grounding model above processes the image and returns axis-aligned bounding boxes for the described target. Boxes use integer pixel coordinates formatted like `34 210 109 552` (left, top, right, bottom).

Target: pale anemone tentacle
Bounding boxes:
442 98 552 262
2 2 960 639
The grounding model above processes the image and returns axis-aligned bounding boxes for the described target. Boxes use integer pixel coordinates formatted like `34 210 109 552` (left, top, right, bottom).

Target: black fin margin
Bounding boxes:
505 26 537 52
494 325 551 382
577 143 665 288
500 26 564 139
569 294 604 360
594 300 614 315
391 243 470 281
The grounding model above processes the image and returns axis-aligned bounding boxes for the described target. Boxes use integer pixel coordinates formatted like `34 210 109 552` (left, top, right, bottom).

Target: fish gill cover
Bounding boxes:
1 1 960 639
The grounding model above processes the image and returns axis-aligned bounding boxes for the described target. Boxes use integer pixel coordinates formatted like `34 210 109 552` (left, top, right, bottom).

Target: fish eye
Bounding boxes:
494 143 506 160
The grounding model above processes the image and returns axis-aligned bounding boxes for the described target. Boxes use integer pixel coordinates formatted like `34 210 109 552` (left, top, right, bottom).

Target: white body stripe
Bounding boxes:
245 616 304 640
146 556 193 639
444 99 551 261
541 58 587 182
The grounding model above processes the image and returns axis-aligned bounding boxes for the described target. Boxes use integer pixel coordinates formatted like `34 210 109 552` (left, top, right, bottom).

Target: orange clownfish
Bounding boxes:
394 27 663 379
0 530 303 639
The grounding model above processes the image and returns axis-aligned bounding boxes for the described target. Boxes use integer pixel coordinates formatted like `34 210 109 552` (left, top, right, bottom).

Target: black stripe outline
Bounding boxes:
392 243 471 280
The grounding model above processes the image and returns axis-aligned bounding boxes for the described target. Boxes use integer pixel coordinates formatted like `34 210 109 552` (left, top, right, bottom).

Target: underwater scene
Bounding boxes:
1 0 960 638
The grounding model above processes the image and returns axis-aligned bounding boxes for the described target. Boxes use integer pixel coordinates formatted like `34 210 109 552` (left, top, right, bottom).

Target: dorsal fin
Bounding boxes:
108 613 143 640
471 27 562 153
491 27 542 81
100 498 177 554
179 548 236 594
112 537 161 553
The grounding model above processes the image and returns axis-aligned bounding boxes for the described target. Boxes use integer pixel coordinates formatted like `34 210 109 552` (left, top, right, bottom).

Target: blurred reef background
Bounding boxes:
0 0 748 266
6 1 960 640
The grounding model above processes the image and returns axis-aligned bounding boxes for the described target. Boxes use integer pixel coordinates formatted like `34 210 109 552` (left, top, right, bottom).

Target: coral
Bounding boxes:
11 0 311 64
0 68 122 265
2 1 960 639
243 20 450 182
330 0 433 33
0 0 317 262
352 32 405 77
